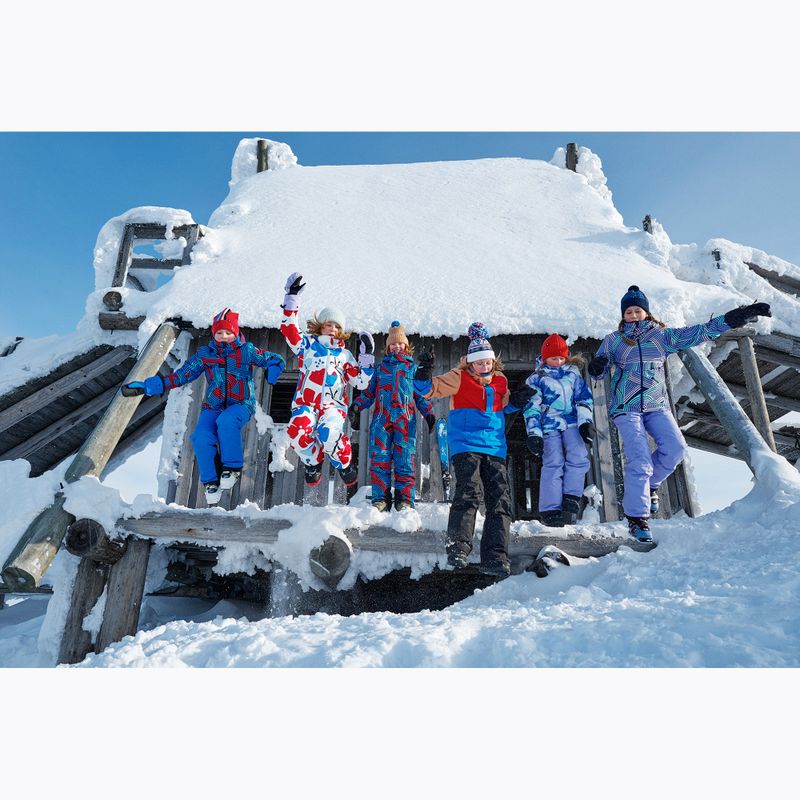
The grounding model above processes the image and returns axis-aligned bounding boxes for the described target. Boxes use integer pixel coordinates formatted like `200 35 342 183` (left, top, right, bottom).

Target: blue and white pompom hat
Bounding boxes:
466 322 495 362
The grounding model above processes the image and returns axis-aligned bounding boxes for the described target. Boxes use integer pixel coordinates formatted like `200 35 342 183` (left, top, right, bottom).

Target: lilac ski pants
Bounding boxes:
613 409 687 518
539 426 591 512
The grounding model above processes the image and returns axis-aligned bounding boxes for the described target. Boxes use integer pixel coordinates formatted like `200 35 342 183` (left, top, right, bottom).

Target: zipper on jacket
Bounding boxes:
637 336 644 413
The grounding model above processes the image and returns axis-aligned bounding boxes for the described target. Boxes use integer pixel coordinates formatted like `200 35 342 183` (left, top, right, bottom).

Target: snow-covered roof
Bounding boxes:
86 139 800 348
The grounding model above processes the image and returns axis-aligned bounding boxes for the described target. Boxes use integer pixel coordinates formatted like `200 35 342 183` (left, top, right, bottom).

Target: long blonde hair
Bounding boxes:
306 315 351 340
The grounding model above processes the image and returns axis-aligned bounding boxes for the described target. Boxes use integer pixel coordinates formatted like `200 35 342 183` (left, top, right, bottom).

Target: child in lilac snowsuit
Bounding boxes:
123 308 285 506
523 334 594 528
588 285 771 542
347 321 435 512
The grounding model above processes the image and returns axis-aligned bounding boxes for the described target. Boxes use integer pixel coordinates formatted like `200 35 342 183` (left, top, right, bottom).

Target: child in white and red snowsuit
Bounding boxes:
123 308 285 505
588 285 771 542
348 321 435 512
280 272 375 500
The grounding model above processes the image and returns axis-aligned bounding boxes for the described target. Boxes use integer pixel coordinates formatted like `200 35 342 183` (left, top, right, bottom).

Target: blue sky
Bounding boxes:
1 131 799 339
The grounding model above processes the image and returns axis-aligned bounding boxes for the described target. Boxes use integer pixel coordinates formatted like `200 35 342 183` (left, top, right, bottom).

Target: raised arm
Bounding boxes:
279 272 309 355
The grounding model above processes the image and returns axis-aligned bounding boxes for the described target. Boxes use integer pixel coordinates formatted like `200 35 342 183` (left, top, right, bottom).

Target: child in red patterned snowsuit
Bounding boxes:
280 272 375 499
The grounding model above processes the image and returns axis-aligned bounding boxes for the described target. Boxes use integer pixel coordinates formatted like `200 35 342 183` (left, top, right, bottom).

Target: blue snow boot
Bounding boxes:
627 516 653 543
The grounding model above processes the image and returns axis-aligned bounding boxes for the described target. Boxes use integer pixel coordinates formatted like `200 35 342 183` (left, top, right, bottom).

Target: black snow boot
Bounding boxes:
337 464 359 504
562 494 581 516
479 558 511 578
304 463 323 486
540 509 565 528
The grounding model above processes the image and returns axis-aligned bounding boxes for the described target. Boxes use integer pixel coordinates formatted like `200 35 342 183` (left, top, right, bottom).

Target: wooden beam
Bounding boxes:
95 539 152 654
257 139 269 172
587 372 622 522
736 336 777 451
57 558 109 665
129 257 183 270
109 224 135 290
2 323 179 591
98 312 146 331
0 346 134 436
566 143 579 171
679 409 799 453
746 261 800 296
684 434 742 460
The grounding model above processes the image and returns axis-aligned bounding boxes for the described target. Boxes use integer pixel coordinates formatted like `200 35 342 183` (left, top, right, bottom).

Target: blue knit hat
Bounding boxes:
466 322 495 362
620 285 650 316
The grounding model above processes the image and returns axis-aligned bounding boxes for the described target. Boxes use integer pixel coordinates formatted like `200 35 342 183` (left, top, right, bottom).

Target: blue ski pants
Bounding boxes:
190 405 253 484
539 426 591 512
613 409 687 518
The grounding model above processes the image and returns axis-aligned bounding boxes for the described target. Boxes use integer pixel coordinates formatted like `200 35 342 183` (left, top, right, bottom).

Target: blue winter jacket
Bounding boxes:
353 353 433 422
593 316 730 415
161 335 285 414
523 360 593 437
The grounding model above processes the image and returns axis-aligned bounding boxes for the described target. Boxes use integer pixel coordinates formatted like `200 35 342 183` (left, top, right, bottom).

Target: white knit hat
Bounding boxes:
317 307 346 329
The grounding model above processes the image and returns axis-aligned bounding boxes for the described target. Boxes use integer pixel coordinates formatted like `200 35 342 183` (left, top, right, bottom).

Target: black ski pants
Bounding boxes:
447 451 512 564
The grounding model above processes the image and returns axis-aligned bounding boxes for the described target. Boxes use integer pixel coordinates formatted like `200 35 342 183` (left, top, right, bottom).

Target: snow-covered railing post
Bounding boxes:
257 139 269 172
731 331 778 452
677 346 777 473
643 214 653 233
1 321 179 592
566 143 578 171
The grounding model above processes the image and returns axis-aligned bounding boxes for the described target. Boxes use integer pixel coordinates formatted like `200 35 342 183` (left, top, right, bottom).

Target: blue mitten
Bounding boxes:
143 375 165 396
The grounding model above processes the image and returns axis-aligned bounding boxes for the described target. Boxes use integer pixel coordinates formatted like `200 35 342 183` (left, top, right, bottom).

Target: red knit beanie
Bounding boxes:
541 333 569 360
212 308 240 337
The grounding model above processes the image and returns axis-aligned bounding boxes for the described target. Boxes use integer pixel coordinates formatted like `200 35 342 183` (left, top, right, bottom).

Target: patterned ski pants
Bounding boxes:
369 413 417 504
287 404 352 469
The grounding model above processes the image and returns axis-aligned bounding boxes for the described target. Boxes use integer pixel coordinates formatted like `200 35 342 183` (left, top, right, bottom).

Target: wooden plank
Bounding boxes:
587 372 621 522
737 335 778 452
129 257 183 270
57 558 109 665
109 224 135 289
171 338 205 508
181 224 201 266
130 223 198 240
257 139 269 172
746 261 800 296
0 384 118 460
664 354 697 517
95 539 152 654
0 346 135 435
98 312 147 331
118 510 292 543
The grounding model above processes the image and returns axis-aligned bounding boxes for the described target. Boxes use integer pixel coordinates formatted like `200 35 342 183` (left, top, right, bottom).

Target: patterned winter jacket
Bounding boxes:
523 360 593 437
593 316 730 415
162 335 285 414
280 307 372 411
417 367 511 458
352 353 433 424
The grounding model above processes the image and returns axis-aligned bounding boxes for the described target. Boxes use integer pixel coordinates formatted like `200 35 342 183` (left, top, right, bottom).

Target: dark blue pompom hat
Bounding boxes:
620 285 650 316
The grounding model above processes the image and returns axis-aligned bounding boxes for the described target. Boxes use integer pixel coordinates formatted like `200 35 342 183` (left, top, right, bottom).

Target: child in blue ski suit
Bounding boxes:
588 285 771 541
523 333 594 528
123 308 285 505
348 321 435 512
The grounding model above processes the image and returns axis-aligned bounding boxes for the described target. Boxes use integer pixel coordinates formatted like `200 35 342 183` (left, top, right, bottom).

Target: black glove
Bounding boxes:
579 421 595 445
424 413 436 433
588 355 609 378
509 384 536 409
415 348 436 383
527 435 544 460
723 302 772 329
347 403 361 431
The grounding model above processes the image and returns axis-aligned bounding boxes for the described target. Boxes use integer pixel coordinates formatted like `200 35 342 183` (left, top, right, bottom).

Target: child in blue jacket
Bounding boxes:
523 334 594 528
348 321 435 512
588 285 770 541
124 308 285 505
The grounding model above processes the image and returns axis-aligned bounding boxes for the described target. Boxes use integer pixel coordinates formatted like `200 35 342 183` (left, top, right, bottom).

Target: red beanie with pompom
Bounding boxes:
541 333 569 361
212 308 240 337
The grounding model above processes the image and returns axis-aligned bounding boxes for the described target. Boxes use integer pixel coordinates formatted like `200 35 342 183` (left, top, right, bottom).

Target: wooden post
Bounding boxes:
257 140 269 173
677 347 778 475
664 354 698 517
103 224 136 309
58 557 110 665
95 538 152 654
643 214 653 233
566 143 579 171
65 518 127 563
736 334 778 452
2 322 179 591
587 372 621 522
309 535 352 588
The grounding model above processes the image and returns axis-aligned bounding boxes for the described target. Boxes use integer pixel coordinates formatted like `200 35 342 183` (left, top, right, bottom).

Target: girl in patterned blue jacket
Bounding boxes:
124 308 285 505
523 334 595 528
588 286 770 541
347 321 435 512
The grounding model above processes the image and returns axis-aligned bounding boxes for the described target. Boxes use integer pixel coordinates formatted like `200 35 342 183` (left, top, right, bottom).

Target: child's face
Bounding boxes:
544 356 566 367
214 329 236 343
321 321 339 337
624 306 647 322
389 342 406 354
470 357 494 376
